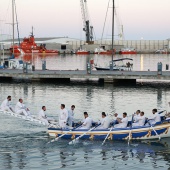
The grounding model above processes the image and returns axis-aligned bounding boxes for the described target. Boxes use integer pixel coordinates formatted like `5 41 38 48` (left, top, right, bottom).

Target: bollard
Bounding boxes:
166 64 169 70
42 60 46 70
157 62 162 75
87 62 91 74
23 62 28 73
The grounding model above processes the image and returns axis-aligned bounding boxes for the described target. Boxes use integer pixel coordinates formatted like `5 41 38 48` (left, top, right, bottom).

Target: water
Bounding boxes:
1 54 170 169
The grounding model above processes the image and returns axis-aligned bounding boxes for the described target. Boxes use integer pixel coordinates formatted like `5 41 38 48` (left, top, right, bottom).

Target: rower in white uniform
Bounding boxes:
67 105 75 127
59 104 68 129
132 111 146 127
133 110 141 122
114 112 128 128
15 98 31 116
148 108 161 125
96 112 111 129
38 106 49 125
79 112 93 129
0 96 14 112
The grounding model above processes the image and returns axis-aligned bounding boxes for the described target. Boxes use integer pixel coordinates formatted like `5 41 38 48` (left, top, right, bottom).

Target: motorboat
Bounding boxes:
95 58 133 71
10 30 59 55
119 48 137 54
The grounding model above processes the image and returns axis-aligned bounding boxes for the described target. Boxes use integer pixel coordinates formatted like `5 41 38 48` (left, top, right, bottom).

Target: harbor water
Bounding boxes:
1 54 170 169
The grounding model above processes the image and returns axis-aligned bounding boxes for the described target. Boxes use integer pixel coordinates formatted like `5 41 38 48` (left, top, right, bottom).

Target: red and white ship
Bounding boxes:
119 48 137 54
76 49 89 55
10 32 58 55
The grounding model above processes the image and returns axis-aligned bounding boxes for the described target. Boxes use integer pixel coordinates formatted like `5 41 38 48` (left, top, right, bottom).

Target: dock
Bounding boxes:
0 69 170 84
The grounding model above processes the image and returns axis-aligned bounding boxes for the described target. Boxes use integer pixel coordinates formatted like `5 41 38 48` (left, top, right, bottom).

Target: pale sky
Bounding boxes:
0 0 170 40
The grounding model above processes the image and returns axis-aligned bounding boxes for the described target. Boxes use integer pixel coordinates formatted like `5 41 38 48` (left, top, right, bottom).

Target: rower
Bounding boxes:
148 108 161 125
112 113 122 124
96 112 111 129
38 106 50 125
67 105 75 127
114 112 128 128
79 112 93 129
133 110 140 122
59 104 68 129
132 111 146 127
15 98 31 116
0 96 14 112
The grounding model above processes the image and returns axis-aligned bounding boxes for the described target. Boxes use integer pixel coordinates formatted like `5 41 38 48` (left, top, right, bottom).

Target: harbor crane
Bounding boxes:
80 0 94 44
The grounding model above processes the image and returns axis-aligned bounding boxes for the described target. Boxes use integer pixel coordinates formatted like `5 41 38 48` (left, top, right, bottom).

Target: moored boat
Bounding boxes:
10 30 59 55
119 48 137 54
76 49 89 55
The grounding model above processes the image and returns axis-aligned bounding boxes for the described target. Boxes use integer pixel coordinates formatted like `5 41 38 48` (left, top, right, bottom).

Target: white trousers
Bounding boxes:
40 118 49 125
59 120 66 128
2 106 14 112
16 109 29 116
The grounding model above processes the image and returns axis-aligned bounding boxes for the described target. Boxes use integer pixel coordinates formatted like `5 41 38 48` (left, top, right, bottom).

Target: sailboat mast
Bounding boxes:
12 0 15 54
111 0 114 66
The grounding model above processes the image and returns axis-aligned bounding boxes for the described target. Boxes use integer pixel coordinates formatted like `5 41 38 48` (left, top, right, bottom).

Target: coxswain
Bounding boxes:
132 111 146 127
96 112 111 129
15 98 31 116
114 112 128 128
59 104 68 129
79 112 93 129
0 96 14 112
67 105 75 127
148 109 161 125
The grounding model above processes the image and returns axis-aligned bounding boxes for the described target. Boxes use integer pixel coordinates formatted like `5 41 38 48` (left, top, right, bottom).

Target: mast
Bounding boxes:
111 0 114 70
12 0 15 54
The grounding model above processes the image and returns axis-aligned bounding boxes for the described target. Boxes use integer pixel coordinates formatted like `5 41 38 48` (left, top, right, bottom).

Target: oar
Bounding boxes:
128 114 134 145
102 126 113 146
48 124 82 144
148 121 161 141
68 126 97 145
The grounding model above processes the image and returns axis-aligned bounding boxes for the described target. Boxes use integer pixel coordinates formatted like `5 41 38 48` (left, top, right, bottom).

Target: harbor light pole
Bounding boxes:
111 0 114 71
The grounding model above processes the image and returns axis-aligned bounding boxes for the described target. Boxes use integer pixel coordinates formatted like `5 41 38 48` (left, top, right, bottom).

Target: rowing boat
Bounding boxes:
48 120 170 140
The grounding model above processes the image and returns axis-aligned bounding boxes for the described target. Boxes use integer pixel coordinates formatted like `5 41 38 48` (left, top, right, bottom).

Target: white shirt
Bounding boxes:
100 116 111 129
38 109 46 119
1 99 11 110
134 115 146 126
68 109 74 121
15 102 26 112
149 112 161 124
82 117 93 129
59 108 68 122
133 114 140 122
115 117 128 128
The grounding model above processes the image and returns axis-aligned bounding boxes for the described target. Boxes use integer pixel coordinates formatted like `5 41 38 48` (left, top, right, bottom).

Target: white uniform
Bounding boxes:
59 108 68 128
133 114 140 122
0 99 12 112
132 115 146 127
149 112 161 125
114 117 128 128
96 116 111 129
38 109 49 125
67 109 74 127
15 102 30 116
79 117 93 129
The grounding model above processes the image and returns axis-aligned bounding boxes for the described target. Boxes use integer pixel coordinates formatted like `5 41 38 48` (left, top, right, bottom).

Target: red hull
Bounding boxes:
76 51 89 55
10 35 58 55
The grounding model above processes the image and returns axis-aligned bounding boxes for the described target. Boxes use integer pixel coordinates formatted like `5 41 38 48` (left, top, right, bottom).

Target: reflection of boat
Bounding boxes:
48 119 170 140
119 48 137 54
10 29 59 55
76 49 89 55
95 58 133 71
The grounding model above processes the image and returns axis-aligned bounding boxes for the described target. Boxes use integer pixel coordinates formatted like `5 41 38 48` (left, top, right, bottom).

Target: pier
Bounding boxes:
0 69 170 84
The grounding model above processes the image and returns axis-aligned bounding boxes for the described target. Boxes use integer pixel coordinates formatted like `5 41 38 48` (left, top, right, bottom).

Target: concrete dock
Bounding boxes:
0 69 170 84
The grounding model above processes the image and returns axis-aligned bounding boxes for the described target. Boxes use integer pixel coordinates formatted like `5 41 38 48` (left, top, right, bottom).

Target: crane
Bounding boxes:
80 0 94 44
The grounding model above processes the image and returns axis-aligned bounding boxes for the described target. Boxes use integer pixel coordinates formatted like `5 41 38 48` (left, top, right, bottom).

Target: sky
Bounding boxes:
0 0 170 41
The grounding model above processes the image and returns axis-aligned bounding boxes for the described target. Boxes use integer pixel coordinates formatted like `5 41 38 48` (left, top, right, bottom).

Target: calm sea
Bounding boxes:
0 54 170 170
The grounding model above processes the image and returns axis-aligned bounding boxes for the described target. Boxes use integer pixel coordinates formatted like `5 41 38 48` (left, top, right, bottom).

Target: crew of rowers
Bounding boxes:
1 96 169 129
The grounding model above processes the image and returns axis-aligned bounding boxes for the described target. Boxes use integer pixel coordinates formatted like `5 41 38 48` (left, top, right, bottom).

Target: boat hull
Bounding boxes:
48 123 170 140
